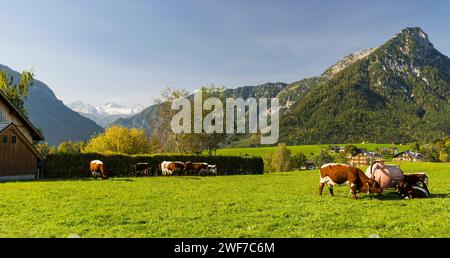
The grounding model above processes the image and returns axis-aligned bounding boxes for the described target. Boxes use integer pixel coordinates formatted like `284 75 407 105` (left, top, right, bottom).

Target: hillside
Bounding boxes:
0 65 103 145
113 27 450 147
113 82 288 134
280 27 450 145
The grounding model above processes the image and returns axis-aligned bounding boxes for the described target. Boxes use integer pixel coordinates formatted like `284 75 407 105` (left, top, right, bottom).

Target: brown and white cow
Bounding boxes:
90 160 108 179
365 161 405 189
161 161 184 176
319 163 383 199
184 162 209 176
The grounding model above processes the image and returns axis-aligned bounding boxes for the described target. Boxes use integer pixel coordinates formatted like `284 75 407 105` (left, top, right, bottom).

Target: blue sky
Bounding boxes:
1 0 449 106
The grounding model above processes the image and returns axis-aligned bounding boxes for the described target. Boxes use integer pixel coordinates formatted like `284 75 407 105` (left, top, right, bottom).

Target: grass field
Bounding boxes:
215 144 410 157
0 162 448 238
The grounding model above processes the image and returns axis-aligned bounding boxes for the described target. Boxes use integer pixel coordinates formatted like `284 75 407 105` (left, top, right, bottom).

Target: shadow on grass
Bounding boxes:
429 193 449 199
318 191 449 201
31 178 136 183
109 178 135 182
175 177 202 180
364 192 449 200
374 192 402 201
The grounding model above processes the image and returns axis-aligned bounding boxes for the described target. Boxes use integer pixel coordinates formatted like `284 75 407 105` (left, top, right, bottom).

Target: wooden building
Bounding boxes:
347 149 382 166
0 91 44 181
393 151 424 162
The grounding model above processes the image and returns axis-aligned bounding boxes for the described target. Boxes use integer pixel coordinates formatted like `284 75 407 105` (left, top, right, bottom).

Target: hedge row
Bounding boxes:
42 153 264 179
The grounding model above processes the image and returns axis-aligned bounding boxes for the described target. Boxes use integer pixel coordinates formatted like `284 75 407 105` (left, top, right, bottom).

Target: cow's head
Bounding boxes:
209 165 217 174
362 178 383 194
396 182 413 199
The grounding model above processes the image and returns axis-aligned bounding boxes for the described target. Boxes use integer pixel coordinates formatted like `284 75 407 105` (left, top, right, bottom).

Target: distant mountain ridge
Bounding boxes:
113 27 450 146
0 65 103 146
3 27 447 147
279 27 450 145
113 82 289 134
68 101 144 128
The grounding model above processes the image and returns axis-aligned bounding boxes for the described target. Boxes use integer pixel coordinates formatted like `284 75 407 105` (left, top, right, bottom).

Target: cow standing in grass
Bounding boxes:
161 161 184 176
90 160 108 179
319 163 383 199
184 162 209 176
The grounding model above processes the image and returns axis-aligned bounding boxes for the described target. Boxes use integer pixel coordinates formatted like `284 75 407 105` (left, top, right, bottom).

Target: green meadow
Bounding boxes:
0 161 448 238
215 144 410 157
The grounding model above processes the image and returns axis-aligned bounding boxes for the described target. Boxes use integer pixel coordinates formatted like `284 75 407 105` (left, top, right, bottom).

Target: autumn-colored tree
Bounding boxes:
263 152 274 174
271 143 291 172
83 126 152 155
152 87 191 153
196 85 227 156
57 141 86 154
153 85 227 155
35 142 56 156
0 70 34 116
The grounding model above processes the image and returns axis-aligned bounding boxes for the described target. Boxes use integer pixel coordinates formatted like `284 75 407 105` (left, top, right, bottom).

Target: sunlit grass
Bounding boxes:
0 161 447 238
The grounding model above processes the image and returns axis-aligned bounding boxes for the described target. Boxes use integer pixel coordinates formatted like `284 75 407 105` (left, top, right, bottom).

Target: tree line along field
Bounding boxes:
0 162 448 238
215 144 411 157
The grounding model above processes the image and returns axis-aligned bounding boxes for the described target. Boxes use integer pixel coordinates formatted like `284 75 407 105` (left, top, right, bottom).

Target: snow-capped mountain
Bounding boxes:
69 101 98 115
97 102 144 116
0 65 103 146
68 101 144 128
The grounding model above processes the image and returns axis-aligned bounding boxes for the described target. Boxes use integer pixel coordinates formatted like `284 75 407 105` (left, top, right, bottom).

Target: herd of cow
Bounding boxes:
319 160 430 199
90 159 429 200
89 160 218 179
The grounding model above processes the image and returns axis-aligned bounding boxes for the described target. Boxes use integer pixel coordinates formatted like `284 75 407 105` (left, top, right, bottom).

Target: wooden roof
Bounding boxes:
0 122 12 133
0 90 44 141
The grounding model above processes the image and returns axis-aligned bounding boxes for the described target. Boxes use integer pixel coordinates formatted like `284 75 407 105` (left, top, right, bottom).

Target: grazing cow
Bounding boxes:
184 162 209 176
404 173 429 187
319 163 383 199
161 161 184 176
365 161 405 189
396 181 429 199
134 163 149 176
207 165 217 176
90 160 108 179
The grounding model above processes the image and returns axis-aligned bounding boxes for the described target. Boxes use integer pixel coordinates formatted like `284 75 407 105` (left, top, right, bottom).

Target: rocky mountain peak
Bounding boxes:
398 27 430 43
322 47 377 79
386 27 435 60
